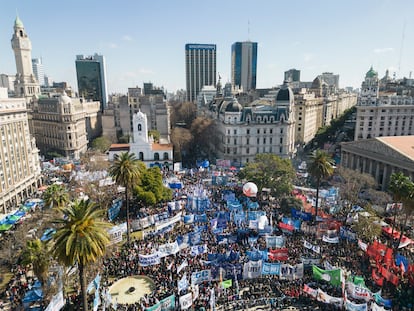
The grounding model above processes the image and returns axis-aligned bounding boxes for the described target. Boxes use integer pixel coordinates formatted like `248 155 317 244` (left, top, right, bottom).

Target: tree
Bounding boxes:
189 117 220 163
108 152 143 244
52 199 110 311
43 184 69 210
91 136 112 153
134 166 173 206
21 239 50 285
388 173 414 250
307 150 335 219
170 101 197 128
237 154 295 199
351 212 382 242
148 130 160 143
170 127 193 163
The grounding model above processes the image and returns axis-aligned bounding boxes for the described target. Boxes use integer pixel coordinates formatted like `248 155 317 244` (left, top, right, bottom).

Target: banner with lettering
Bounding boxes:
190 244 208 256
279 263 304 280
346 282 371 301
303 240 321 254
266 235 285 248
178 273 189 292
303 284 318 298
243 260 262 279
179 293 193 310
145 294 176 311
282 217 301 230
158 241 180 258
108 225 123 245
291 208 312 221
183 214 194 224
340 227 356 241
191 270 212 285
301 257 321 266
262 262 281 275
210 263 243 281
139 253 160 266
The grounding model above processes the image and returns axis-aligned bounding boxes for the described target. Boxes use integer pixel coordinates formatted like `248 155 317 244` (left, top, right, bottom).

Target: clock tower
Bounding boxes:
11 16 40 101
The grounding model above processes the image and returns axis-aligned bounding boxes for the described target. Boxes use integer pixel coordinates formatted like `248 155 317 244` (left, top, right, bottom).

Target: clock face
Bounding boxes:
21 40 28 49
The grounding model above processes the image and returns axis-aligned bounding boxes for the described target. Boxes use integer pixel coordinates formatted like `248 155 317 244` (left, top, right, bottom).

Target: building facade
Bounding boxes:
11 16 41 103
0 89 42 213
75 53 108 111
185 44 216 102
207 82 296 166
31 93 101 159
108 111 173 169
355 67 414 140
341 136 414 190
231 41 257 92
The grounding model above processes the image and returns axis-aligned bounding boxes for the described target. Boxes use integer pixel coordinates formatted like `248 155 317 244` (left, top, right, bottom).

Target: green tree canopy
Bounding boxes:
43 184 69 210
134 166 173 206
21 239 50 285
91 136 112 153
237 153 295 199
52 199 110 311
148 130 160 143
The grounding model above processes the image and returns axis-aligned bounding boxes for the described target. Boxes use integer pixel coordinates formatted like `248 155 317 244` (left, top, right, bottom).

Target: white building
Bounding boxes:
32 58 45 86
108 111 173 169
0 88 42 213
355 67 414 140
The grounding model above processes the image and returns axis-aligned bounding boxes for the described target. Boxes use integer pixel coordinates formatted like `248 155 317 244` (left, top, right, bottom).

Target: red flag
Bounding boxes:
372 269 384 286
278 222 294 231
268 248 288 261
384 248 393 267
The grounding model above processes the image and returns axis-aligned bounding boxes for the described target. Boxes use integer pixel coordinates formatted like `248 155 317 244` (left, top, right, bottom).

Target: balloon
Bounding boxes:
243 182 258 197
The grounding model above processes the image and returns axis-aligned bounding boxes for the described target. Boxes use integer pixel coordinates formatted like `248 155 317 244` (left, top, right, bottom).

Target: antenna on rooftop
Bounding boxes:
398 20 406 78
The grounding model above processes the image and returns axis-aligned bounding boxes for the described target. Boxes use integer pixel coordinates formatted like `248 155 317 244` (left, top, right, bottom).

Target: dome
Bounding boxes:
224 98 243 112
365 66 377 79
276 82 294 102
60 91 72 105
14 16 24 28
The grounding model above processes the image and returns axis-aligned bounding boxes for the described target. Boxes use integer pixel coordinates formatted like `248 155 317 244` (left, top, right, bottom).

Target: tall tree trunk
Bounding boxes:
126 188 130 245
79 263 88 311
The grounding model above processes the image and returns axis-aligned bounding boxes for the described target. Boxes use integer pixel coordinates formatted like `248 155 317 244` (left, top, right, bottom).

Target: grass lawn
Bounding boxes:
0 266 13 292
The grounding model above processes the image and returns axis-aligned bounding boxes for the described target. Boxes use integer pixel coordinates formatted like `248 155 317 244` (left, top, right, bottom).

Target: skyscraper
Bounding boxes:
185 44 216 102
231 41 257 92
75 53 108 111
11 16 40 102
32 58 45 86
284 69 300 82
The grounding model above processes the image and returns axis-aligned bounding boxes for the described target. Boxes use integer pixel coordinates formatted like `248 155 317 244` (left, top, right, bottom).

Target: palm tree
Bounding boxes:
43 184 69 210
21 238 50 285
52 199 110 311
308 150 335 220
108 152 142 244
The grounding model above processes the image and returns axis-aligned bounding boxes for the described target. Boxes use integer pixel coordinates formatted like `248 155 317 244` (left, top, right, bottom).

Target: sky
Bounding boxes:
0 0 413 95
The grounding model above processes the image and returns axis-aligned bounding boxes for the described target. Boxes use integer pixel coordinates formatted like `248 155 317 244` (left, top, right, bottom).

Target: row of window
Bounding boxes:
137 152 169 161
227 128 284 135
224 146 283 154
226 137 283 145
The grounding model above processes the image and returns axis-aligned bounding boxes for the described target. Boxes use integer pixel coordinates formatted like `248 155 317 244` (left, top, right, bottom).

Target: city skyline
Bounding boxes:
0 0 413 95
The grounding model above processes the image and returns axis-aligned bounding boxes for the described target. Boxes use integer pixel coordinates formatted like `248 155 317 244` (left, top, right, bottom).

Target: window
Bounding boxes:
163 152 169 160
257 129 260 134
270 129 273 134
154 153 160 160
280 128 283 134
246 148 250 154
139 152 144 161
234 129 237 135
280 137 283 144
263 138 266 144
246 138 249 145
246 129 250 135
138 124 142 131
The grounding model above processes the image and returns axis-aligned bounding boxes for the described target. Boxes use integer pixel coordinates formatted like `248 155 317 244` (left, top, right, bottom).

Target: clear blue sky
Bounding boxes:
0 0 413 94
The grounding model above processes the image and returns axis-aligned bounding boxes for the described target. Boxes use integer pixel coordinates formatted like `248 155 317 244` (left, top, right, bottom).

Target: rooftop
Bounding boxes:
377 136 414 162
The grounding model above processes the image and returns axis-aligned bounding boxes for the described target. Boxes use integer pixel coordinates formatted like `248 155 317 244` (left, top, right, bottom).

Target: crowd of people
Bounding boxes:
1 168 414 311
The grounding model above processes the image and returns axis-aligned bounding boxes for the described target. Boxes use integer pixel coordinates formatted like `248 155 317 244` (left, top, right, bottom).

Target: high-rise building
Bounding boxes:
231 41 257 92
75 53 108 111
0 88 42 213
284 69 300 82
32 58 45 86
185 44 216 102
11 16 40 103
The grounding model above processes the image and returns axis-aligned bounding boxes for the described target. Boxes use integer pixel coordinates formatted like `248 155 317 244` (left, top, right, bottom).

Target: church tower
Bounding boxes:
11 16 40 102
358 66 379 106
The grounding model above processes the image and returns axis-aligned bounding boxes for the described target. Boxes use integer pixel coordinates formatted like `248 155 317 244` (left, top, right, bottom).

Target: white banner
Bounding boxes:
322 235 339 243
177 259 188 274
190 244 208 256
346 282 371 301
108 226 123 245
279 263 304 280
179 293 193 310
192 284 199 302
178 273 189 292
45 291 65 311
155 212 182 231
303 240 321 253
158 241 180 258
345 300 367 311
139 253 160 266
191 270 211 285
266 235 285 248
243 260 262 279
316 289 343 307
